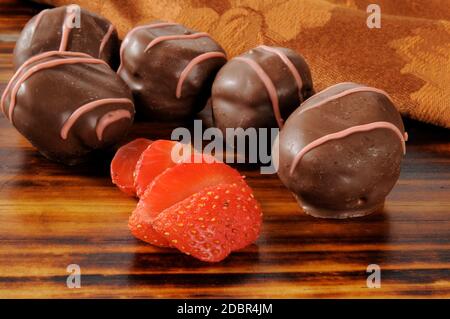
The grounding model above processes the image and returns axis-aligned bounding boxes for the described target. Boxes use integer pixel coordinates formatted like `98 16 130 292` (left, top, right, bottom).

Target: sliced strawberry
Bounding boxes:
111 138 152 196
152 182 263 262
139 161 244 221
128 204 171 248
131 161 243 247
134 140 181 197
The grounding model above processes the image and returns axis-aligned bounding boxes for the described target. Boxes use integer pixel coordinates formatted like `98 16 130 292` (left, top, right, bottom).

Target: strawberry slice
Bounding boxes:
134 140 182 197
128 204 171 247
139 161 244 221
111 138 152 196
132 161 244 247
152 182 263 262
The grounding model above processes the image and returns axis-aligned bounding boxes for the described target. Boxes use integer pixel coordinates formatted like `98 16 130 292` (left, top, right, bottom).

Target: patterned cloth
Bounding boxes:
36 0 450 128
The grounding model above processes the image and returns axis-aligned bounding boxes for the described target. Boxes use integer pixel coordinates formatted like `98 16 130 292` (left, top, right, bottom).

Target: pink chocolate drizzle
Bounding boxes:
98 24 115 58
299 85 395 115
176 52 226 98
96 109 133 140
300 82 355 106
59 9 77 51
117 22 178 73
60 98 133 140
144 32 210 52
289 121 407 175
258 45 303 100
5 56 108 124
1 51 91 116
234 56 284 128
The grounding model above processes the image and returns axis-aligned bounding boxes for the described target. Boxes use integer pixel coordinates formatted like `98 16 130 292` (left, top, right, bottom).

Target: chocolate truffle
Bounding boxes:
118 21 227 121
277 82 408 219
1 51 135 165
210 45 314 132
13 5 119 70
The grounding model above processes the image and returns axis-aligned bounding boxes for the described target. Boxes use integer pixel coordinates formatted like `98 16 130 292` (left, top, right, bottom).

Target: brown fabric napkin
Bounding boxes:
35 0 450 128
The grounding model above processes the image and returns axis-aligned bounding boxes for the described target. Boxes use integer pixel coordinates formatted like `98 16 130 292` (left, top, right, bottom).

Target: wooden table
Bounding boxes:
0 0 449 298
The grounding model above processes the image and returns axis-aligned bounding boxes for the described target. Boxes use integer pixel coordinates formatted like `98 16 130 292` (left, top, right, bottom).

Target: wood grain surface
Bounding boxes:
0 0 449 298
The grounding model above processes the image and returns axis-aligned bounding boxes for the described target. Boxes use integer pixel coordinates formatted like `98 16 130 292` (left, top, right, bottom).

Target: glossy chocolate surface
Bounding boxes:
13 6 119 70
1 51 134 165
118 21 226 121
277 82 407 218
211 46 314 132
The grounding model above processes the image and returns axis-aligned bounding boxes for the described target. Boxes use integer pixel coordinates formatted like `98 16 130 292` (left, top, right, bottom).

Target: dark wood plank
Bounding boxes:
0 0 449 298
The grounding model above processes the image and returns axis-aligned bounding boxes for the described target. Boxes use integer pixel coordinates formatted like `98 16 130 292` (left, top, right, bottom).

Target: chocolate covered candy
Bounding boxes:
1 51 135 165
277 82 408 218
210 46 314 132
118 21 227 120
13 5 119 70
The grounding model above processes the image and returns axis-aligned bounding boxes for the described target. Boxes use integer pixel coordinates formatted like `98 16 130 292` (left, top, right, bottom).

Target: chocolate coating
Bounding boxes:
13 6 119 70
277 82 407 218
211 46 314 132
1 51 135 165
118 21 227 121
197 98 215 128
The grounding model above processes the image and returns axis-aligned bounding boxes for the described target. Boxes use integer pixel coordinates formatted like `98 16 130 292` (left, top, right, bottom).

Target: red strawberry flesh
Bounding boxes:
152 182 262 262
128 204 171 247
111 138 152 196
134 140 180 198
139 162 244 221
132 162 244 247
